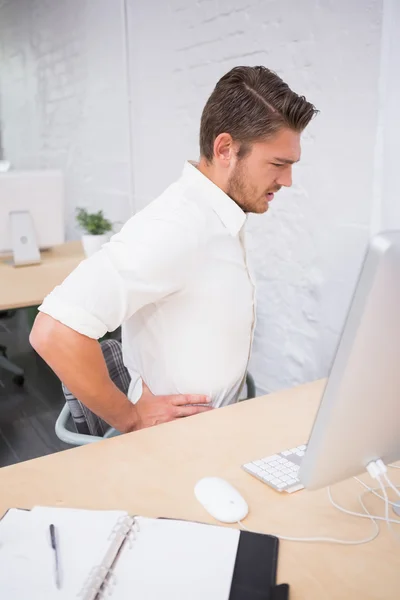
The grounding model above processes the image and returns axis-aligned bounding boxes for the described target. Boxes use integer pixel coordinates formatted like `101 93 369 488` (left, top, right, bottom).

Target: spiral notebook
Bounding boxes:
0 506 279 599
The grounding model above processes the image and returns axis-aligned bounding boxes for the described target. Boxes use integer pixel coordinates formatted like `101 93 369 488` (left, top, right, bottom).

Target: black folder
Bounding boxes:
229 530 281 600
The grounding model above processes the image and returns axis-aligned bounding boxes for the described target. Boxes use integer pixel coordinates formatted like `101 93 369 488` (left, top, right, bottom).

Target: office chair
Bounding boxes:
55 339 257 446
0 310 25 386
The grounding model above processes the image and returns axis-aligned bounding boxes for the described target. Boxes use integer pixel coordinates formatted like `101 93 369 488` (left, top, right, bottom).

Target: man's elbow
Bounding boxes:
29 312 57 357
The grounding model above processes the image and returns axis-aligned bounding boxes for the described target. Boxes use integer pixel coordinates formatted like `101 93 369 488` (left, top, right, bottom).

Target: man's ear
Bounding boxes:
213 133 235 168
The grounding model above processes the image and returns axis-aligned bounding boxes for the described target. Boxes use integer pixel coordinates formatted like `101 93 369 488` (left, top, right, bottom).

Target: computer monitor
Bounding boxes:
0 170 64 263
299 231 400 490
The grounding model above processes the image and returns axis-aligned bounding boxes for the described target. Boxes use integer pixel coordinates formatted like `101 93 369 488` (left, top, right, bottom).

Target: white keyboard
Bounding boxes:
242 444 307 493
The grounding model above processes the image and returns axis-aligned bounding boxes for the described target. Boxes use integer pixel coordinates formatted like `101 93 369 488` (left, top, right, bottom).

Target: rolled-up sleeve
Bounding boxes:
39 211 202 339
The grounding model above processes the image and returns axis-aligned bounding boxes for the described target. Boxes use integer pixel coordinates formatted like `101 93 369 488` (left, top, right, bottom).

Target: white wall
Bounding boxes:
0 0 132 239
373 0 400 233
0 0 392 395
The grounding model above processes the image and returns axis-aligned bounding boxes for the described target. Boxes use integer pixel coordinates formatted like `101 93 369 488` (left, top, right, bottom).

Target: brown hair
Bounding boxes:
200 66 318 161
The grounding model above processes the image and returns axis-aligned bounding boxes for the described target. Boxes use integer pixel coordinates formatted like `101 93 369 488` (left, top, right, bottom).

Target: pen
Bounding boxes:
49 523 62 589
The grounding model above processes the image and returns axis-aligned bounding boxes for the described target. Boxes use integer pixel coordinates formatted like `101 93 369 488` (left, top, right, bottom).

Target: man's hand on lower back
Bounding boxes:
132 383 213 431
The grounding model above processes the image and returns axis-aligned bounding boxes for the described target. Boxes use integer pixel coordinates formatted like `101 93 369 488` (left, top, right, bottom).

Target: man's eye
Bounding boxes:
272 163 284 167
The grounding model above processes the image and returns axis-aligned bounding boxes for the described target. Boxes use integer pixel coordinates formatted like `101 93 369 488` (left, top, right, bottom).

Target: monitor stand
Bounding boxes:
9 210 41 266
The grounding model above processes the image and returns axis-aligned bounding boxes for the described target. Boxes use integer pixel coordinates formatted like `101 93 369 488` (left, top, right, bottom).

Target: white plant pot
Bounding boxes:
81 234 109 258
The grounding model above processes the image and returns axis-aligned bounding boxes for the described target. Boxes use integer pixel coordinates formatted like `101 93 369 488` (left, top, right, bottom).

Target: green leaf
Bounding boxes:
76 207 113 235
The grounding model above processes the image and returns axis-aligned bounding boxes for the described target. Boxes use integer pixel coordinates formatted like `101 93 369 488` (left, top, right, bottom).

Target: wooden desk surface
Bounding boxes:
0 240 84 310
0 379 398 598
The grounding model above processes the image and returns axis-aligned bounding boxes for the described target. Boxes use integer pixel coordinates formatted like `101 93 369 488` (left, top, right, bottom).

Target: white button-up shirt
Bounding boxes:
39 162 256 407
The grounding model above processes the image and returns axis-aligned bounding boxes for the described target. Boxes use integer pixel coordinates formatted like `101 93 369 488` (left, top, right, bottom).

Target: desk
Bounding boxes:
0 240 84 310
0 379 398 598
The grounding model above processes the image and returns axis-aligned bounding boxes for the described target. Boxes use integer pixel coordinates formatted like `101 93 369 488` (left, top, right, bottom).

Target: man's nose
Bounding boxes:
276 166 293 188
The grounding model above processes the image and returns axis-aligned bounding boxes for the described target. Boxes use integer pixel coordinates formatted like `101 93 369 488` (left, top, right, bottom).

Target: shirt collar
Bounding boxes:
180 161 246 237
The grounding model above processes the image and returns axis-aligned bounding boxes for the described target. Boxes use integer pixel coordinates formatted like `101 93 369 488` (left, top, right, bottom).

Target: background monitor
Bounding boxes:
0 170 64 255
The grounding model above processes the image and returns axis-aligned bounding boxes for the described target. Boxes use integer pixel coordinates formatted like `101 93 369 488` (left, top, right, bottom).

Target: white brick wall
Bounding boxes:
0 0 133 239
0 0 392 395
374 0 400 232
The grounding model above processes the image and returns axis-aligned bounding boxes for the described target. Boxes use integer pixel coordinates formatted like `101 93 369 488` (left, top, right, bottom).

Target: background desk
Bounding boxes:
0 240 84 310
0 379 398 599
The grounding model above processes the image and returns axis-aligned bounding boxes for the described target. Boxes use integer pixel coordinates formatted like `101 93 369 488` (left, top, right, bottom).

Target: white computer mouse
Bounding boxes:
194 477 249 523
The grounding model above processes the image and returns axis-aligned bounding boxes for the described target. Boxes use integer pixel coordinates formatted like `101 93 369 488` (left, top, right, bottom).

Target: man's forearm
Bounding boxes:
30 313 139 433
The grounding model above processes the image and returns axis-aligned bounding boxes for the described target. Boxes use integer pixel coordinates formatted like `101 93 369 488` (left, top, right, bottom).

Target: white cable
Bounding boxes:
359 488 400 525
354 462 400 544
382 472 400 500
388 464 400 470
376 475 390 526
238 486 379 545
367 460 400 532
353 476 400 509
377 473 400 543
351 462 400 526
328 486 400 525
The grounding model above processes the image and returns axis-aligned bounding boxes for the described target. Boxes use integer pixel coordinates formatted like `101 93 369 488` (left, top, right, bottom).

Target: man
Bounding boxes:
30 66 317 434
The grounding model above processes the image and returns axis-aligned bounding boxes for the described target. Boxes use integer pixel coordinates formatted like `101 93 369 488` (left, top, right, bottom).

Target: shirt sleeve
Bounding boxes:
38 211 203 339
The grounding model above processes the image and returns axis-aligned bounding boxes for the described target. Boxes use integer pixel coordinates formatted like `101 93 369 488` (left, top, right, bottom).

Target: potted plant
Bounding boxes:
76 207 113 257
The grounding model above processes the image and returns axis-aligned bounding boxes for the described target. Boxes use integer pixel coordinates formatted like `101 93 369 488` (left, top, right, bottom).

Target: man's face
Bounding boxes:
227 128 301 214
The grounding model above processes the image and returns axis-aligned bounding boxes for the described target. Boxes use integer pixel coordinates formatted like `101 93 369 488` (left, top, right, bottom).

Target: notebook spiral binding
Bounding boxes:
79 515 138 600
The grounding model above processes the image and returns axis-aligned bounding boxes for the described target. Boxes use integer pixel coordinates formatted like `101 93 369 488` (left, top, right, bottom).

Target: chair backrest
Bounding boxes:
62 338 131 436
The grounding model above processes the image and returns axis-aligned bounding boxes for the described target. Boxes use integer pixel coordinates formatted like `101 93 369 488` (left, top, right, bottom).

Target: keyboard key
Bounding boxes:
277 457 286 464
285 477 297 485
276 482 286 489
269 460 279 467
281 475 294 483
245 464 260 475
290 465 300 472
271 478 281 485
262 455 280 462
281 468 292 475
262 474 273 482
289 448 299 453
281 450 292 456
254 460 264 467
298 445 307 451
295 451 305 457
